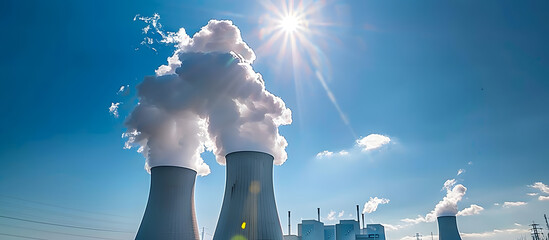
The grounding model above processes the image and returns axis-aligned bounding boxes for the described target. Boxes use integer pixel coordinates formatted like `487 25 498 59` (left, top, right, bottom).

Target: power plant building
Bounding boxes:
285 219 386 240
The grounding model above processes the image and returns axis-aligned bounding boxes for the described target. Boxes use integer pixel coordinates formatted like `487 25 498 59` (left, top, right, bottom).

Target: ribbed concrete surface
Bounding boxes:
437 216 462 240
135 166 199 240
213 151 283 240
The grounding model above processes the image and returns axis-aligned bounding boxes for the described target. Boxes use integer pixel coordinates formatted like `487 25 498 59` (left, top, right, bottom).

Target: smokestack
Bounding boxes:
135 166 199 240
356 205 360 226
318 208 321 222
362 213 365 229
288 211 291 235
213 151 283 240
437 216 462 240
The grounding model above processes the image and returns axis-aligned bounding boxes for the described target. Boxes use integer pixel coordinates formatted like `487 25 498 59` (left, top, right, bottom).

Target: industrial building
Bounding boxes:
286 210 386 240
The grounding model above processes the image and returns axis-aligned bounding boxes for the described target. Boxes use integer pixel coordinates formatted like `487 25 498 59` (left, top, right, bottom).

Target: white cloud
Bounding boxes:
530 182 549 194
363 197 390 214
109 102 120 118
338 211 345 218
461 228 529 238
503 201 527 207
326 210 336 221
457 204 484 216
494 203 500 206
443 179 457 191
316 150 349 159
527 193 538 196
538 196 549 201
514 223 522 227
356 134 391 151
468 161 473 165
401 215 429 224
117 85 130 95
457 169 465 176
316 150 334 158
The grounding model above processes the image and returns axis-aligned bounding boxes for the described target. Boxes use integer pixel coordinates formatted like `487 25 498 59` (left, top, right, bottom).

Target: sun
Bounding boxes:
280 15 299 33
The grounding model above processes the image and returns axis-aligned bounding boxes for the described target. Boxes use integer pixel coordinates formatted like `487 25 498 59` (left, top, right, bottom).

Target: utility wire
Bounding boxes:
0 194 133 219
0 215 134 233
0 233 49 240
0 199 135 226
0 223 125 240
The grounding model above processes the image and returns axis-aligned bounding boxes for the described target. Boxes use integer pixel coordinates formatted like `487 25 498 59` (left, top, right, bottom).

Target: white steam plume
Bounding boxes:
400 179 468 224
363 197 390 214
434 179 467 217
124 19 292 175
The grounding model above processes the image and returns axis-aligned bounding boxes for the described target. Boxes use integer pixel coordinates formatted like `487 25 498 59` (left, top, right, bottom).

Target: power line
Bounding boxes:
0 233 49 240
0 199 135 226
0 215 134 233
0 223 125 240
0 194 132 219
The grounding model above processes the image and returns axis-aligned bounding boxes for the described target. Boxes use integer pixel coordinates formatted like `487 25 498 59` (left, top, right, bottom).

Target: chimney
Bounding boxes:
356 205 360 226
437 216 462 240
318 208 321 222
213 151 283 240
288 211 291 235
362 213 365 229
135 166 199 240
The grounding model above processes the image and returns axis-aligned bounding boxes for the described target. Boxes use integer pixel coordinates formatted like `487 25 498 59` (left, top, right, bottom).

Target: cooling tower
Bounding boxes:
437 216 462 240
135 166 199 240
213 151 283 240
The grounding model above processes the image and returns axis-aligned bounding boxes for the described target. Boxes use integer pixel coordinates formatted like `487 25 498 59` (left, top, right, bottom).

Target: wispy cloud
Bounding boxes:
457 169 465 176
503 201 527 208
117 85 130 95
109 102 121 118
529 182 549 194
316 150 334 158
527 193 538 196
538 196 549 201
338 210 345 217
461 228 529 238
326 210 336 221
316 134 391 159
363 197 390 214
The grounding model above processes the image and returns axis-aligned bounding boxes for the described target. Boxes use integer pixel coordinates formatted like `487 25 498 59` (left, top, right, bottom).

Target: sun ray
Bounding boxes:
258 0 356 138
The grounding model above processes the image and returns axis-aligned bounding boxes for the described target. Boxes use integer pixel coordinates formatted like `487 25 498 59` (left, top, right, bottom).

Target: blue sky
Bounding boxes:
1 0 549 239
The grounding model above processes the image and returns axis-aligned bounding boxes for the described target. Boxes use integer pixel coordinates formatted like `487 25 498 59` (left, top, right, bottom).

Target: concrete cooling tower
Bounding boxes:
213 151 283 240
135 166 200 240
437 216 462 240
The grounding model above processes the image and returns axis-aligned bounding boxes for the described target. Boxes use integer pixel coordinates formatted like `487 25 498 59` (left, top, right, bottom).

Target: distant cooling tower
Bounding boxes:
213 151 283 240
135 166 199 240
437 216 462 240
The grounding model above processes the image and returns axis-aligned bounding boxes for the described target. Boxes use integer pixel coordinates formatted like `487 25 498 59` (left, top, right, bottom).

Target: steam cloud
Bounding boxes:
434 179 467 217
401 179 469 224
124 20 292 175
363 197 390 214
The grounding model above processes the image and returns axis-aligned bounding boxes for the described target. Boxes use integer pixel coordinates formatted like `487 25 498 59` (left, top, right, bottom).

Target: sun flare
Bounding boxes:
280 15 299 33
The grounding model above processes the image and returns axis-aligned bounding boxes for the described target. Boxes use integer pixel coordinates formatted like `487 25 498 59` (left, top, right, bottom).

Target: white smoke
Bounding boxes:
434 179 467 217
124 19 292 175
363 197 390 214
401 179 468 224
